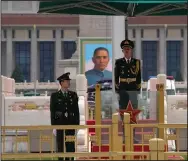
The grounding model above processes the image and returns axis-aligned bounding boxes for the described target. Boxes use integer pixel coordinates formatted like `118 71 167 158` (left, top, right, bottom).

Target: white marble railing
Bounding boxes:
14 81 187 90
15 81 60 90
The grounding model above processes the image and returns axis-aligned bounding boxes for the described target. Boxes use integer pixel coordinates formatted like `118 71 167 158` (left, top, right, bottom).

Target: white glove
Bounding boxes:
53 129 56 136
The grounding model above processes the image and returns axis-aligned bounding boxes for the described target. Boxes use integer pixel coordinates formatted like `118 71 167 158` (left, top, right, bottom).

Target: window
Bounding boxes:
14 42 31 82
166 29 168 37
39 42 55 82
166 41 182 81
28 30 31 39
12 30 15 38
61 30 64 38
1 42 6 76
132 29 136 38
62 41 76 59
53 30 56 38
77 30 79 37
37 30 40 38
141 29 144 38
132 41 136 58
142 41 158 81
3 30 7 38
157 29 160 38
181 29 184 38
166 89 176 95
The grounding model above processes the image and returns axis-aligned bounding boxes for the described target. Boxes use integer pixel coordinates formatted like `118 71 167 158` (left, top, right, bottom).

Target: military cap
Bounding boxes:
57 72 71 82
120 39 134 49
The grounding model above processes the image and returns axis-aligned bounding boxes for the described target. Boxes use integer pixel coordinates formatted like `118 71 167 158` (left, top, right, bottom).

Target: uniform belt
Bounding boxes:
120 78 136 84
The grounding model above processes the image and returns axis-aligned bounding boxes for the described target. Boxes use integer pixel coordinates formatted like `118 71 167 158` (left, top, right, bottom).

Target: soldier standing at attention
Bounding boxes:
50 72 80 160
115 39 141 143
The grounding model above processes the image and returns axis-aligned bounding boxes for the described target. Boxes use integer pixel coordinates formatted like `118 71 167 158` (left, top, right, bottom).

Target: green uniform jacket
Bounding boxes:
50 90 80 125
115 57 141 92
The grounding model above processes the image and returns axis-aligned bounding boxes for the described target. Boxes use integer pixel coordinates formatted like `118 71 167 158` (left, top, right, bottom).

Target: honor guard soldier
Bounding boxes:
115 39 141 143
50 72 80 160
115 39 141 109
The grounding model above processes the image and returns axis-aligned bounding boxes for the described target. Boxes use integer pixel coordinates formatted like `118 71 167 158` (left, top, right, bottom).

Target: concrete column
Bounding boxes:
1 43 6 76
0 2 1 77
183 28 187 81
112 16 125 60
55 28 62 79
0 3 2 160
112 16 125 110
158 27 166 74
31 28 37 82
6 28 13 77
135 28 142 60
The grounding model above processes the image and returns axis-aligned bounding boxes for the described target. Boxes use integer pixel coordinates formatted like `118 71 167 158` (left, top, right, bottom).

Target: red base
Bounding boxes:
86 119 157 134
90 145 183 160
91 145 150 159
92 144 150 152
86 120 183 160
87 119 166 159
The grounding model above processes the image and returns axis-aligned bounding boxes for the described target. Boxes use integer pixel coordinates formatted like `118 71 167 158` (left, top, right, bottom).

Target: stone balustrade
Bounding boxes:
15 81 187 90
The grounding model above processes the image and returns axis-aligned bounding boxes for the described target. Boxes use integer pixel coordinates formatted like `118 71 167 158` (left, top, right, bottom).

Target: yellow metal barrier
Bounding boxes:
95 84 102 147
1 78 187 160
129 123 187 150
157 83 165 139
1 113 187 160
1 124 112 160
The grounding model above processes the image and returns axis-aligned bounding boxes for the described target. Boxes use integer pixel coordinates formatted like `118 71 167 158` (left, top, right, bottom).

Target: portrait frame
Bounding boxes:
79 37 112 74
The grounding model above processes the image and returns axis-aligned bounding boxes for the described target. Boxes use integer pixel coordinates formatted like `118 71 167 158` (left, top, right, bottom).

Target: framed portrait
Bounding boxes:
79 38 112 86
79 38 121 119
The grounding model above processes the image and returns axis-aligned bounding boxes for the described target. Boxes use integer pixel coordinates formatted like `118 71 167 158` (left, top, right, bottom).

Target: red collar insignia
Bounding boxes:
117 101 141 124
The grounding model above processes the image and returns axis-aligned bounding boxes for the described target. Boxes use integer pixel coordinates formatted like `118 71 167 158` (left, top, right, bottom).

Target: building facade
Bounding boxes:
1 15 187 82
79 15 187 82
1 14 79 82
0 1 187 93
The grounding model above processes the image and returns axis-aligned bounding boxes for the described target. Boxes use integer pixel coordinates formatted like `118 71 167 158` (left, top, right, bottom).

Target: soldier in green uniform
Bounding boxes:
114 39 141 143
50 72 80 160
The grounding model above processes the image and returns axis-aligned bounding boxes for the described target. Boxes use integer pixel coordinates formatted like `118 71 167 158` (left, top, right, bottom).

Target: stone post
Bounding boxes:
95 84 102 146
124 113 131 160
112 113 122 160
75 74 88 151
157 74 166 139
149 138 165 160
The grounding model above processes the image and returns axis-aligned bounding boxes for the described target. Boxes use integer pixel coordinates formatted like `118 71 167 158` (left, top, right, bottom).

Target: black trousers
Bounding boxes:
118 90 139 143
56 130 75 160
119 90 138 110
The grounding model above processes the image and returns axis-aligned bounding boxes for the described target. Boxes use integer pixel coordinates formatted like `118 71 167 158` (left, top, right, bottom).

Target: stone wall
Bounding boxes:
79 15 112 37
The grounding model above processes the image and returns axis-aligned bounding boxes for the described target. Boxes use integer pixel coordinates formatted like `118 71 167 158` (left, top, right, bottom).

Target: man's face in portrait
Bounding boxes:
122 46 132 59
92 49 110 71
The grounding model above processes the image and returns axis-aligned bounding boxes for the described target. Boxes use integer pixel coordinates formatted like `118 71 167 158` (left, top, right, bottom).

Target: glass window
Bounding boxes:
14 42 31 82
166 41 182 81
1 42 6 76
62 41 76 59
142 41 158 81
166 89 176 95
132 41 136 58
39 41 55 82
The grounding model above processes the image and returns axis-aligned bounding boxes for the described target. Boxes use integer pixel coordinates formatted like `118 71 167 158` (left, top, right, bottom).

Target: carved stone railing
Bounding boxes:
15 81 187 90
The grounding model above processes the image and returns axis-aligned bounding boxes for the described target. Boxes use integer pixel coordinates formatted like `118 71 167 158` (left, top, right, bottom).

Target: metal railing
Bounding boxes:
1 113 187 160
